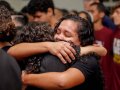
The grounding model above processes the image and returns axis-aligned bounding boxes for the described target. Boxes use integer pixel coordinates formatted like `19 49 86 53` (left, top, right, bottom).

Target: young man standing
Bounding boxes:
111 3 120 90
89 3 113 90
83 0 116 30
27 0 57 28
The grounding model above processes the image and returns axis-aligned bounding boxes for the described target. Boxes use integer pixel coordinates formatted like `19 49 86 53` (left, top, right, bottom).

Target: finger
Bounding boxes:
60 50 72 63
57 53 67 64
64 47 75 60
65 44 76 55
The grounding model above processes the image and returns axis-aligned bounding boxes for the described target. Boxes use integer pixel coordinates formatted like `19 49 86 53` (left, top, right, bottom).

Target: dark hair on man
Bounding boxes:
13 22 54 44
90 2 106 13
54 14 95 46
0 5 16 42
99 0 103 3
61 9 69 17
112 2 120 13
27 0 55 15
20 6 28 14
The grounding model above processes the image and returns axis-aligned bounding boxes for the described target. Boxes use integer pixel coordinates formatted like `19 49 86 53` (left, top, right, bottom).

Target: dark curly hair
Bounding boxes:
13 21 54 73
0 5 16 42
54 14 95 46
13 22 54 44
27 0 55 15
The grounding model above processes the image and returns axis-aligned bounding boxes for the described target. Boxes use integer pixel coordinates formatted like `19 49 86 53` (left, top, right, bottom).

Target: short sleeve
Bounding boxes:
71 55 99 80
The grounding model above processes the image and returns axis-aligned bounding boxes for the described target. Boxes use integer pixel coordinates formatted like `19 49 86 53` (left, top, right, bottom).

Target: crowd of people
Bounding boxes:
0 0 120 90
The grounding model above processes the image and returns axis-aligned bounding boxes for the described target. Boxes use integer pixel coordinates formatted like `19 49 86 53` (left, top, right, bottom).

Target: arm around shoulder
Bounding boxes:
7 42 50 60
22 68 85 89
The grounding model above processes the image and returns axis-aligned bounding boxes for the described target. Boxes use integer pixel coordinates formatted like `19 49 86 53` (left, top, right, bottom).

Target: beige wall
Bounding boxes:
4 0 118 12
5 0 84 12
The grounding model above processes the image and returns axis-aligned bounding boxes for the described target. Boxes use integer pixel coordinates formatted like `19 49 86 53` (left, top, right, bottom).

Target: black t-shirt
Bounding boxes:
0 49 22 90
26 53 104 90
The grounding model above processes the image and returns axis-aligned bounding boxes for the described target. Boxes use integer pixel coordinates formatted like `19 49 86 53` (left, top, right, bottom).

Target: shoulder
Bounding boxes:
40 53 67 72
73 55 98 68
43 53 60 62
0 49 22 90
71 55 99 79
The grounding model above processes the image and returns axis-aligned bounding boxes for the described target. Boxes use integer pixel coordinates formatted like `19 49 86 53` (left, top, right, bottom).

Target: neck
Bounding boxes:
94 20 103 31
0 42 11 48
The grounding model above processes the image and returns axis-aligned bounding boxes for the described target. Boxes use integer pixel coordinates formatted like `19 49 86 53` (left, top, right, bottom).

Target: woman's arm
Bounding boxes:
8 41 76 63
22 68 85 90
80 44 107 56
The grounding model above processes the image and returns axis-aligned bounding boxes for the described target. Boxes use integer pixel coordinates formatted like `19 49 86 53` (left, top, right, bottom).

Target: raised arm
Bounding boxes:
22 68 85 90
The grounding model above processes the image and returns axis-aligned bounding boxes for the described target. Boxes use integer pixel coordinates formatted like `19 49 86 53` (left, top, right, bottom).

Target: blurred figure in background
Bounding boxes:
78 11 93 24
83 0 116 30
83 0 102 11
61 8 69 16
54 8 63 20
111 3 120 90
0 5 21 90
26 0 57 28
11 13 28 28
69 10 78 15
0 5 16 52
20 6 34 22
89 3 114 90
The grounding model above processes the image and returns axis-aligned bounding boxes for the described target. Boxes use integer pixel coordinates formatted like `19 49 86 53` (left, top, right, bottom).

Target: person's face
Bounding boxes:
112 8 120 26
89 5 101 23
83 0 99 11
54 20 80 45
33 8 53 23
79 13 87 20
33 11 51 23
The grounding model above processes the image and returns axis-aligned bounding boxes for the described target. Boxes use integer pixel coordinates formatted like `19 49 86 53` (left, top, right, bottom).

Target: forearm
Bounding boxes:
23 72 65 89
80 45 107 56
22 68 84 89
8 42 50 60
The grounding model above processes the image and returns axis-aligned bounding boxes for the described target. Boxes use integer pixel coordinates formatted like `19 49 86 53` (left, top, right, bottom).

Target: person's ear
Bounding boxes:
47 8 54 16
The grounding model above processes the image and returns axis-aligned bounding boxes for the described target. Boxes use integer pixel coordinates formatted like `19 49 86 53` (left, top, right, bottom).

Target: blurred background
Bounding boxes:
3 0 119 12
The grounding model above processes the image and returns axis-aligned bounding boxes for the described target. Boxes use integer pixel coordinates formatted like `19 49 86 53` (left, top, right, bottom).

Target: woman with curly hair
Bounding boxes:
13 22 54 72
0 5 21 90
0 5 16 52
